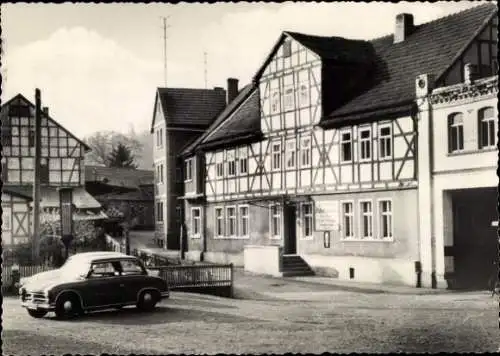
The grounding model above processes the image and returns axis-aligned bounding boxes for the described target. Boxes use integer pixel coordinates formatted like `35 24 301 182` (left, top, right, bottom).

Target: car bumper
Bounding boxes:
21 301 55 312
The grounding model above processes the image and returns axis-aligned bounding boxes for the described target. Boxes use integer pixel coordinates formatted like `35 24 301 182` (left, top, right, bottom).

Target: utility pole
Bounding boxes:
161 16 171 87
204 51 208 89
32 89 42 263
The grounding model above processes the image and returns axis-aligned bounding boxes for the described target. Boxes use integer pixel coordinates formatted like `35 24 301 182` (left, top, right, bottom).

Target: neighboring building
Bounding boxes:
179 4 498 289
150 84 234 250
85 165 155 232
1 94 105 247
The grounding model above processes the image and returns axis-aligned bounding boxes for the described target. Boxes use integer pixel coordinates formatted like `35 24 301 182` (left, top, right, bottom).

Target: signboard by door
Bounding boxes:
315 200 339 231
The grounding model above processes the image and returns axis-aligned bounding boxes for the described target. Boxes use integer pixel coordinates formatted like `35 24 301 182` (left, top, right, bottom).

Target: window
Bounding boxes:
379 200 393 240
156 164 164 184
341 132 352 162
300 137 311 167
342 202 354 239
478 107 496 149
272 142 281 170
1 127 12 146
283 40 292 58
156 128 163 147
28 130 35 147
226 206 237 237
448 113 464 153
302 203 313 238
156 202 164 222
191 208 201 237
215 207 224 237
299 84 309 108
227 152 236 176
185 159 193 181
89 261 121 278
239 156 248 174
121 260 145 276
284 87 294 111
216 162 224 177
359 128 371 161
239 206 249 237
286 140 296 168
271 91 280 114
270 204 281 238
379 126 392 159
360 201 373 239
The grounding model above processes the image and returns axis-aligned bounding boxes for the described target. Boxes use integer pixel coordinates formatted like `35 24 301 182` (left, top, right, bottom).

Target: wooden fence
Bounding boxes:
149 264 234 297
2 265 54 292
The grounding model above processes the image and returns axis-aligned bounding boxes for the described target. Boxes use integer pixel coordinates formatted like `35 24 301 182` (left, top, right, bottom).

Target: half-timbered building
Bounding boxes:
179 4 498 289
1 94 105 247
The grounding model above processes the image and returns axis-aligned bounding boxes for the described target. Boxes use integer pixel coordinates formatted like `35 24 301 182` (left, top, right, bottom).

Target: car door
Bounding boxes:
84 261 126 308
119 259 149 303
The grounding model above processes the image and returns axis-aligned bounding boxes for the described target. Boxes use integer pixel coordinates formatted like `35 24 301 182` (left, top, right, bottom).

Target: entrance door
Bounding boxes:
452 188 497 290
284 204 297 255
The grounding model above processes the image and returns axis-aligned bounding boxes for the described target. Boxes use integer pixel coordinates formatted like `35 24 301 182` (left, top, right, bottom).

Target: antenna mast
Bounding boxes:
161 16 171 87
204 51 208 89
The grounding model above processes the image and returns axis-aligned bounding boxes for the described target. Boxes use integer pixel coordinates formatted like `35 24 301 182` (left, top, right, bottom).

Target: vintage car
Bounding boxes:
19 251 169 319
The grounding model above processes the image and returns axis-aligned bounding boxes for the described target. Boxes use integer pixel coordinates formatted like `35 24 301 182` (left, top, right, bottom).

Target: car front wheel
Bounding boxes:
137 290 159 311
27 309 48 318
55 293 82 319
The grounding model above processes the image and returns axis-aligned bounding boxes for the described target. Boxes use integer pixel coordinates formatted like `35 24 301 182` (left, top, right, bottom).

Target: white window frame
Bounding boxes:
478 107 496 149
359 200 373 240
239 156 248 175
227 150 236 177
156 201 164 223
301 202 314 240
300 137 311 168
283 86 295 111
238 205 250 238
156 128 163 148
216 162 224 178
272 142 282 171
378 124 392 159
191 207 201 238
226 206 237 238
340 200 354 240
448 112 464 153
184 158 193 182
378 199 394 241
214 207 224 238
286 140 296 169
359 127 372 161
340 131 353 162
269 203 282 239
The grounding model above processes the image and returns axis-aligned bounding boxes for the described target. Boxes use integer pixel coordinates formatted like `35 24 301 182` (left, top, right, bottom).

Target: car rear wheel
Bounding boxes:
137 290 159 311
55 293 82 319
27 309 48 318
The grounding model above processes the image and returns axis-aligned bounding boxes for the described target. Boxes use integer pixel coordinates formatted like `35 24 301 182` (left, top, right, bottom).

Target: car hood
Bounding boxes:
22 269 78 292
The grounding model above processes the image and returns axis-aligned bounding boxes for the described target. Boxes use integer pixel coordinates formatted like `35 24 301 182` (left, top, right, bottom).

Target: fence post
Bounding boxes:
230 263 234 298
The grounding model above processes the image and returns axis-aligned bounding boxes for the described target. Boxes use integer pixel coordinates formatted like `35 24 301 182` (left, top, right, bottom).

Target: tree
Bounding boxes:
84 130 143 167
107 143 138 168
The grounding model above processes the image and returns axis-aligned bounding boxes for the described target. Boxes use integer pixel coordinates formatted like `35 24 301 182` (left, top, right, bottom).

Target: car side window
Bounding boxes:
89 262 121 278
121 260 145 276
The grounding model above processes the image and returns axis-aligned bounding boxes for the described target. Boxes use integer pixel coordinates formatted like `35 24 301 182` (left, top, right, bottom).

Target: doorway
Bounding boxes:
284 204 297 255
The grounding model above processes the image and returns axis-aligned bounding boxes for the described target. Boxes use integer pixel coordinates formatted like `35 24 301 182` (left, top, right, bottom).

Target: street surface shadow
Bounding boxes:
168 298 237 309
61 306 259 325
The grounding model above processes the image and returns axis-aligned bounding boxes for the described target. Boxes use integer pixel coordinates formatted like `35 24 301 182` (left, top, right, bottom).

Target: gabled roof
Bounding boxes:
1 93 91 151
199 87 261 150
85 165 154 189
322 3 498 127
179 84 256 157
150 87 227 132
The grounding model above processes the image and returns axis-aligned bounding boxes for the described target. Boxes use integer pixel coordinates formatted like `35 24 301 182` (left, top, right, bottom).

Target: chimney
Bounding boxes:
42 107 49 116
394 13 414 44
227 78 239 104
464 63 477 85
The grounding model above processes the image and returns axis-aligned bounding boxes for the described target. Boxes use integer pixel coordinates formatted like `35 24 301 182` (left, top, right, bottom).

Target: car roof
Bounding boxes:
68 251 136 263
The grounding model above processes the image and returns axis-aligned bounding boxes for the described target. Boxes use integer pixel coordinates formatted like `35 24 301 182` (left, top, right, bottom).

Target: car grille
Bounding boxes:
23 292 48 304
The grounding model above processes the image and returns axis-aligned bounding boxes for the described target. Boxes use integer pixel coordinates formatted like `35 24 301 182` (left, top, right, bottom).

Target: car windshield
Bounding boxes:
59 257 90 279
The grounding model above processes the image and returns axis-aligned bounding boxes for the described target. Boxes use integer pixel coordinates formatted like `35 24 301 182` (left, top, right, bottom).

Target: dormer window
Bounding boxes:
283 40 292 58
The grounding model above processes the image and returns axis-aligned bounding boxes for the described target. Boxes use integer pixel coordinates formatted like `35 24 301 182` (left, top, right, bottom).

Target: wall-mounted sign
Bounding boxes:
315 200 339 231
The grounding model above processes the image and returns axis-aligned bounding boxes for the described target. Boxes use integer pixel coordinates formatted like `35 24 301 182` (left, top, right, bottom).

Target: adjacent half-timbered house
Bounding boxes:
179 4 498 289
1 93 106 247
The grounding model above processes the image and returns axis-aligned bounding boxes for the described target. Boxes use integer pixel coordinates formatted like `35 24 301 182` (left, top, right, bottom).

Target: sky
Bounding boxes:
1 1 490 140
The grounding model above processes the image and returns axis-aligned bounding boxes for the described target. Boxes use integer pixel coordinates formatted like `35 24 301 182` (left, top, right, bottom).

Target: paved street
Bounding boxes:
3 281 499 354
